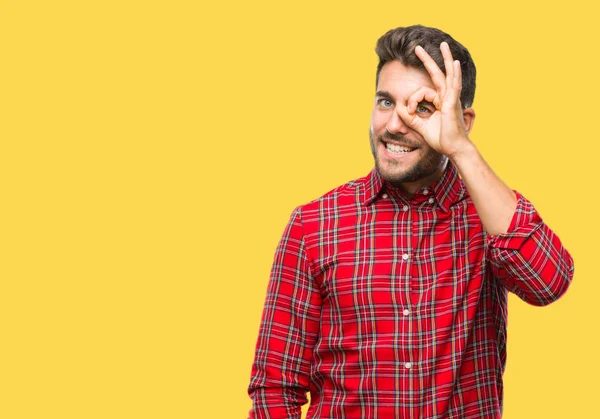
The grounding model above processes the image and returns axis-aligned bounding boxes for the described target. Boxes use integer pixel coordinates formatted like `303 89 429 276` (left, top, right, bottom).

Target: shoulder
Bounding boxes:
294 172 372 217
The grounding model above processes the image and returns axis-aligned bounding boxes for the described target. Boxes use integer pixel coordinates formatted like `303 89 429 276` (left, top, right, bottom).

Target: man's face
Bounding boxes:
369 60 447 187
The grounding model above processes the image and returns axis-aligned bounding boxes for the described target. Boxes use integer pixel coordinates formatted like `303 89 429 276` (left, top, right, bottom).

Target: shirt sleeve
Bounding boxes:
486 190 574 306
247 206 322 419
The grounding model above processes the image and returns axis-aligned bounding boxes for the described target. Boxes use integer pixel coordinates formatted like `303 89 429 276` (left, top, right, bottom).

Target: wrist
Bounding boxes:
448 140 477 164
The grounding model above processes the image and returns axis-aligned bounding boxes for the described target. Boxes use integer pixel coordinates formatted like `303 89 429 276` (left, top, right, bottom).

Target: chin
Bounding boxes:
376 151 446 184
382 168 419 184
376 158 415 183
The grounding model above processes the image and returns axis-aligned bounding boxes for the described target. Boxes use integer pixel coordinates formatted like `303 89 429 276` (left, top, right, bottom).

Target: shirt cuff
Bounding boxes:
485 190 544 251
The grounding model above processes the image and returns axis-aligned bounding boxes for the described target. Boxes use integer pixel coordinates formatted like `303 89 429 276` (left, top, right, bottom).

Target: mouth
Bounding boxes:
381 140 418 157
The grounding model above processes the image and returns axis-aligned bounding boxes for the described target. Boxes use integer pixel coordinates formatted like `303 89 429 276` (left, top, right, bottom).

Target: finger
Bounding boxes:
407 86 438 114
444 60 462 111
440 42 454 87
414 45 446 92
453 60 462 91
397 105 424 134
445 84 461 111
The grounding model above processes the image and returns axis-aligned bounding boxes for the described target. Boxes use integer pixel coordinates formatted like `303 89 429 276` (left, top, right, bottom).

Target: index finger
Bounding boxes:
414 45 446 91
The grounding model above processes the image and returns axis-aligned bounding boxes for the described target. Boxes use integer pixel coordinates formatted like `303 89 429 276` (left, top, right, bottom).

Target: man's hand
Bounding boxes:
397 42 473 159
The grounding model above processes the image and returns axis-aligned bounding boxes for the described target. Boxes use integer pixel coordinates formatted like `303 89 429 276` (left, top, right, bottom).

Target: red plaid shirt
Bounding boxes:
248 161 574 419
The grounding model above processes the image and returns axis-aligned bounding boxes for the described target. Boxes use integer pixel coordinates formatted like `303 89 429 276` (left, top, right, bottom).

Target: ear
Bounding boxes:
462 107 476 134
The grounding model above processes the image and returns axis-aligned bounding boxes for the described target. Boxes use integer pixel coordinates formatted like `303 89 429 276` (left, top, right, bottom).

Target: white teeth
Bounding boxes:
385 143 414 153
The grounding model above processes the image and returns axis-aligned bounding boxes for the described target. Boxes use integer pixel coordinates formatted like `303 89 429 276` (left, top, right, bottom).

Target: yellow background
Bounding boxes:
0 0 596 418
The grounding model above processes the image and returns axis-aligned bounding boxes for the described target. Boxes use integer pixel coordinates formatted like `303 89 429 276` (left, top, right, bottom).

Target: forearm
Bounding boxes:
485 190 575 306
450 143 575 305
449 142 517 236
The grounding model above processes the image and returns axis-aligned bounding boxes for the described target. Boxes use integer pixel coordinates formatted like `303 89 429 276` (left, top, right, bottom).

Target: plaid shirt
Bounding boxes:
248 161 574 419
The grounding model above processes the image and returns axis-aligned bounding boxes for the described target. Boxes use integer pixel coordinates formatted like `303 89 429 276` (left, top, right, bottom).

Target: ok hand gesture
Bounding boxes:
397 42 475 159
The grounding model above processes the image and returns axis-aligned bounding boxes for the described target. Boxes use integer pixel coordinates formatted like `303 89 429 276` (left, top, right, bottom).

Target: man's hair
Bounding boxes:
375 25 476 108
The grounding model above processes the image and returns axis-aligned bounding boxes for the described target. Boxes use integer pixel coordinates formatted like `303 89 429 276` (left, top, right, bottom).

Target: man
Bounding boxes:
247 25 574 419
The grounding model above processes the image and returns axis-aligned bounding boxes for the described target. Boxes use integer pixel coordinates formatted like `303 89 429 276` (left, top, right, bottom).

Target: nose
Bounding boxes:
385 107 409 135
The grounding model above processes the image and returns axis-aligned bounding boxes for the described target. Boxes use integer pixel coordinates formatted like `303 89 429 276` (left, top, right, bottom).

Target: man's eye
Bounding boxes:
378 99 393 107
417 104 431 114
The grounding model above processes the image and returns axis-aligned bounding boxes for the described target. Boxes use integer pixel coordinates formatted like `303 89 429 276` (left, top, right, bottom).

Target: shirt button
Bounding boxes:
404 362 412 369
382 193 388 199
428 197 434 204
402 253 409 260
423 188 429 195
402 205 409 211
403 309 410 316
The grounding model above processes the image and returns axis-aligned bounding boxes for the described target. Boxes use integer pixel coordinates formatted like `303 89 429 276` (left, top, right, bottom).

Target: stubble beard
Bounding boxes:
369 129 447 187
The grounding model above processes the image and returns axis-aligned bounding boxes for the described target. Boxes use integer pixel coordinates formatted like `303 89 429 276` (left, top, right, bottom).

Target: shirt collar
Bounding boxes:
362 160 467 213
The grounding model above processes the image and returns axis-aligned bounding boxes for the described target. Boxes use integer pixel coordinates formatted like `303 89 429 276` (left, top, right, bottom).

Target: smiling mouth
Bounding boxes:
383 141 417 155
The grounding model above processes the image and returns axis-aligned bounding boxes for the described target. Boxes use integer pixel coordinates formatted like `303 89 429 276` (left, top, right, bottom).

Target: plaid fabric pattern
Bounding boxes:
248 161 574 419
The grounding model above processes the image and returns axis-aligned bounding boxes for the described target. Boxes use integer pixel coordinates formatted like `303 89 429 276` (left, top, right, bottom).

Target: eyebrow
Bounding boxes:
375 90 394 100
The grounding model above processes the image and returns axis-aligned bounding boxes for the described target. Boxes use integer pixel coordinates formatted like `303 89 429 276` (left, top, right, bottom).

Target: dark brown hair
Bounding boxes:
375 25 476 108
